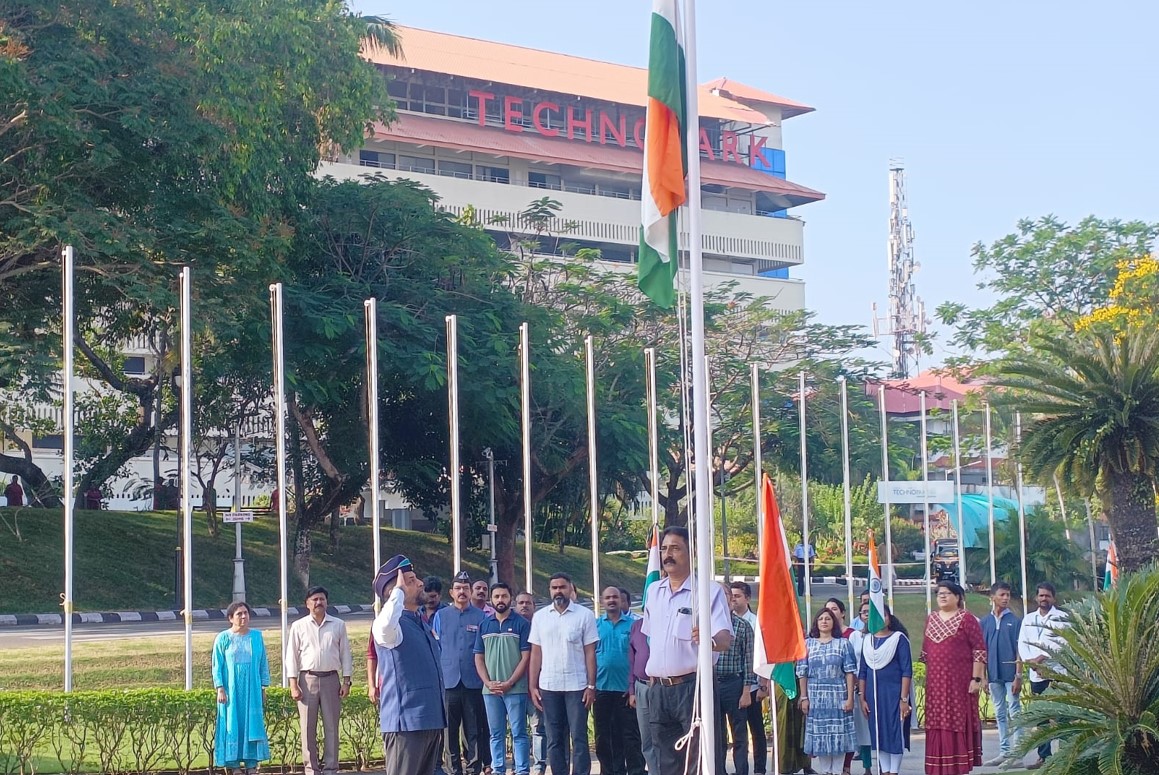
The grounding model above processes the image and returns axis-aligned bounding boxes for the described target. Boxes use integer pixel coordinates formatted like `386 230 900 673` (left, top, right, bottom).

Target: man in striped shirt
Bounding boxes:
474 582 532 775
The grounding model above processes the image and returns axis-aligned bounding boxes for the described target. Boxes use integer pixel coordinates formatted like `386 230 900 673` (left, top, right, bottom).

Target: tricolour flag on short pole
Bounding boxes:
1104 540 1119 591
867 530 887 632
637 0 687 309
758 474 807 696
643 523 662 605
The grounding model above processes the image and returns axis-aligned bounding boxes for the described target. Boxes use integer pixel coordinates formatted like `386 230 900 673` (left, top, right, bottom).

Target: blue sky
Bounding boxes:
350 1 1157 366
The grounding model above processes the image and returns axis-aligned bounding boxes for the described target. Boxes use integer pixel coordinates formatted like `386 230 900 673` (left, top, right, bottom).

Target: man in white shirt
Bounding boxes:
528 572 599 775
285 585 353 775
1016 581 1068 769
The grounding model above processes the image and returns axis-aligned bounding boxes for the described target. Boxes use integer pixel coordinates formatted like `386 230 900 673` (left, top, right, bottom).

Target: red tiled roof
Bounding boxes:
702 77 813 118
370 113 825 205
867 370 988 414
366 26 811 124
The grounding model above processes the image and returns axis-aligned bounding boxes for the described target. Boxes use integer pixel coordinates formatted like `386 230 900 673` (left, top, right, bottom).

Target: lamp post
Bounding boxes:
483 447 498 583
719 467 730 582
231 420 246 603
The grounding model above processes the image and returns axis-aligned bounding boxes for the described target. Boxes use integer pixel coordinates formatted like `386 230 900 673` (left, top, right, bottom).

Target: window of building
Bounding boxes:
438 160 473 179
528 171 562 190
397 154 435 174
124 356 146 375
476 165 509 184
359 150 396 169
386 79 407 100
33 433 64 451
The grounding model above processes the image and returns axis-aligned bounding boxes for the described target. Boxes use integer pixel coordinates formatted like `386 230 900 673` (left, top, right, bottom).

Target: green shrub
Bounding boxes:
0 688 381 775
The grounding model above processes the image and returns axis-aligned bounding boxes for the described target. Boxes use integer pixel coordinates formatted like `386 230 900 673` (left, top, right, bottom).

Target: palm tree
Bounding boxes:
353 14 402 57
995 325 1159 573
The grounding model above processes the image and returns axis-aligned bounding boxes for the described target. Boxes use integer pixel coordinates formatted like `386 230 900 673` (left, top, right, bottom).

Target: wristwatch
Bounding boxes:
972 678 982 684
586 684 596 691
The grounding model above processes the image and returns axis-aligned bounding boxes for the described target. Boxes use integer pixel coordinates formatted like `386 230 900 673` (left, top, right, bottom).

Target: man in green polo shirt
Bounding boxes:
473 582 532 775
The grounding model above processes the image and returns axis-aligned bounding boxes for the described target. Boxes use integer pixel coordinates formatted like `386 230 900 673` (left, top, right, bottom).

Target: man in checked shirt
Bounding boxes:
716 582 756 775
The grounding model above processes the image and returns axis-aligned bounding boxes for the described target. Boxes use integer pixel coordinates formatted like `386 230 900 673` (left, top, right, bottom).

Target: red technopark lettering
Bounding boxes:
467 91 764 167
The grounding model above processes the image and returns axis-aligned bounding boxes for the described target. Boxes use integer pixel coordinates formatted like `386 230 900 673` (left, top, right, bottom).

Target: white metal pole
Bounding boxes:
680 1 718 764
919 391 931 617
878 384 895 609
952 400 967 586
586 336 601 615
1015 412 1030 613
62 245 76 692
799 370 811 623
647 348 661 534
985 402 997 587
839 376 854 614
521 322 533 594
365 299 382 605
1085 499 1099 591
179 266 194 691
1053 474 1072 542
232 421 245 603
751 363 762 547
446 314 462 575
269 283 290 687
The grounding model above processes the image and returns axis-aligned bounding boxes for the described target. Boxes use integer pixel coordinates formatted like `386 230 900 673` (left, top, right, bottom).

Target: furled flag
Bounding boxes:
637 0 687 308
1104 540 1119 591
758 473 807 696
867 530 887 632
642 523 662 605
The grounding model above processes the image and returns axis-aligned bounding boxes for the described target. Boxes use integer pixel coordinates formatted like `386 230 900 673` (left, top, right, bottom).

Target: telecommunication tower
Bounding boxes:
872 160 926 379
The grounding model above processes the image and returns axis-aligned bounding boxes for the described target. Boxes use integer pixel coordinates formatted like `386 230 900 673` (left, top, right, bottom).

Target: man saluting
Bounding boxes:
372 555 447 775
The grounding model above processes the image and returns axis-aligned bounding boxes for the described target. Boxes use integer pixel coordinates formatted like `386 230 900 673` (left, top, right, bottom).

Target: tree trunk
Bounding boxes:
329 506 340 549
496 505 518 587
204 485 218 538
293 518 312 590
1107 470 1158 573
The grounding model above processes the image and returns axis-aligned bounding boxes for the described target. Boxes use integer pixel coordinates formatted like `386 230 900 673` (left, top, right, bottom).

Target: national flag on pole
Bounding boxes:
867 530 887 632
1104 540 1119 591
642 523 662 605
637 0 687 309
758 474 806 695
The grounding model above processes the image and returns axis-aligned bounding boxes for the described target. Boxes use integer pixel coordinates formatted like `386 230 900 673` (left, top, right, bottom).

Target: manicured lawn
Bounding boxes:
0 508 651 613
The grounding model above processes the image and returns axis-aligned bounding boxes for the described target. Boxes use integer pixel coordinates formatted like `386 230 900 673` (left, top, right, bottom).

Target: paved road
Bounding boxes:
0 610 375 649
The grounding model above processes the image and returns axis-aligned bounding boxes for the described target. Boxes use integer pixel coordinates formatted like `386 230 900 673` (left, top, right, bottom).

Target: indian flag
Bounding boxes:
637 0 687 309
642 523 662 605
1104 540 1119 591
867 530 887 632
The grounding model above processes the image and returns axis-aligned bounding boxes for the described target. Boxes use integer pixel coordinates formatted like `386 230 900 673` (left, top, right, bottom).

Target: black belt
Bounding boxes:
302 670 338 677
649 672 696 687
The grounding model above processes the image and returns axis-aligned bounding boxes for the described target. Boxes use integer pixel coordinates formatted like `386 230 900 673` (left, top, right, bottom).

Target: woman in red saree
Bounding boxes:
921 581 986 775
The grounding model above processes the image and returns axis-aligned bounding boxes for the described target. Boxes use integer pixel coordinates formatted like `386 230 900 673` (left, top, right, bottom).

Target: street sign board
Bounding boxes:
876 481 955 504
223 510 255 523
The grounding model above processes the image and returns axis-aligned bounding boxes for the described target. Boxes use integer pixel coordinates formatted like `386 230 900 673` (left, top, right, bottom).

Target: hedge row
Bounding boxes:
0 673 995 775
0 688 381 775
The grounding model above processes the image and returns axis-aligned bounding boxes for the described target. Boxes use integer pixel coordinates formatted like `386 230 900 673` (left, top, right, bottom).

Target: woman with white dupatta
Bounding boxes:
857 607 913 775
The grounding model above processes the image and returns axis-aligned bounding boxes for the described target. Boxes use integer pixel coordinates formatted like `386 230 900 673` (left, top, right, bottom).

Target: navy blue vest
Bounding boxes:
376 609 446 733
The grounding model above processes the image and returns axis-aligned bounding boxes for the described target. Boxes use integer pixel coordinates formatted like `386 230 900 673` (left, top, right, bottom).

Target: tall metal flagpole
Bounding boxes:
751 364 762 546
919 391 931 617
878 384 895 609
521 323 533 594
985 402 997 587
364 300 381 601
1085 499 1099 591
647 348 661 536
585 336 601 614
446 315 462 574
680 0 719 765
839 376 854 614
269 283 290 687
799 370 812 623
952 400 967 586
179 267 194 691
62 246 76 692
1015 412 1030 613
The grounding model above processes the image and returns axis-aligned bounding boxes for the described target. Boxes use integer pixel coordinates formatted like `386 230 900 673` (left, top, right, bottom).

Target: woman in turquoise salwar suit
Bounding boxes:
213 602 271 773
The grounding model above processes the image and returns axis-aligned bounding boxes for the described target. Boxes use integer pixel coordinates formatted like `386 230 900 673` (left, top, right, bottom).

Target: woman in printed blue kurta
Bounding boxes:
796 608 856 775
213 603 271 772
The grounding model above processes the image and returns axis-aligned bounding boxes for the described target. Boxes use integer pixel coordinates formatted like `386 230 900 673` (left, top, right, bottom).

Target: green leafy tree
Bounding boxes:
995 326 1159 572
981 508 1085 597
1016 565 1159 774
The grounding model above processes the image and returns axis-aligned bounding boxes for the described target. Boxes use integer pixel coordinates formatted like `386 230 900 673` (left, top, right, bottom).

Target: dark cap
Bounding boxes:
374 555 414 598
453 570 472 584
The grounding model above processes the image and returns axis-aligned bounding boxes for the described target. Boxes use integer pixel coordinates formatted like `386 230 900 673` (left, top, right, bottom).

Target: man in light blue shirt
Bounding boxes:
594 586 644 775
